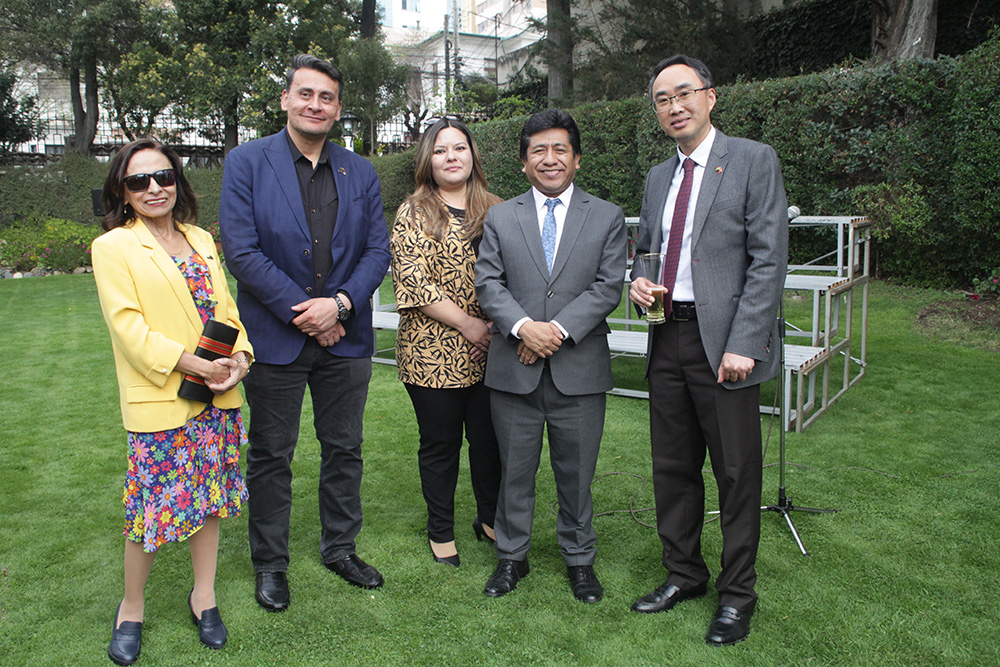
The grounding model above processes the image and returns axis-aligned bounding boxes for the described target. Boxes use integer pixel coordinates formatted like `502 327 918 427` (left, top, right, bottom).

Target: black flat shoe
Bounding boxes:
705 605 752 646
429 541 460 567
630 581 707 613
324 553 384 589
567 565 603 603
473 518 496 544
255 572 289 612
483 558 529 598
108 603 142 666
189 590 227 649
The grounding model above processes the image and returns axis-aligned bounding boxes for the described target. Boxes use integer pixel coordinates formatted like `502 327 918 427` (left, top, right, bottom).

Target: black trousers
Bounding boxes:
404 381 501 543
243 338 372 572
648 319 763 611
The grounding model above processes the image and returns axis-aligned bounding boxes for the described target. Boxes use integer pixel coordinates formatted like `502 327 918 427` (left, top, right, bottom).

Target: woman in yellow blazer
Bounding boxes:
92 138 252 665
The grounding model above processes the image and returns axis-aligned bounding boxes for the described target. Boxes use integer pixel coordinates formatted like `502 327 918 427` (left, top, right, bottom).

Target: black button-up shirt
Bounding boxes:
287 133 339 295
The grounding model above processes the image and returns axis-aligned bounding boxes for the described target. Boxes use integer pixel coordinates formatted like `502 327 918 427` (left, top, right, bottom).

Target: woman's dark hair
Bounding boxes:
101 137 197 232
519 109 582 161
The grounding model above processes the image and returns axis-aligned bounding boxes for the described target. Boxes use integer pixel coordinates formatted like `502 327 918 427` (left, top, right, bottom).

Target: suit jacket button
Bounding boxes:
305 286 313 295
547 291 554 298
303 249 310 256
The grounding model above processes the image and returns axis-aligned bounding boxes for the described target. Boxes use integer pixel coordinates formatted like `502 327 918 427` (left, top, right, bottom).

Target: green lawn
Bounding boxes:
1 274 998 666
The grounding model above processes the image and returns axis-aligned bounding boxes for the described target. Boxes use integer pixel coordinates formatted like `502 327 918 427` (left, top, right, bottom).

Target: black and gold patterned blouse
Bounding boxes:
390 200 489 388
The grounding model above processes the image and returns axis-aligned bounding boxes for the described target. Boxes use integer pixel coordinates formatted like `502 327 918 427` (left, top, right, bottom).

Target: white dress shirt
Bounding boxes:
511 183 576 339
660 126 716 303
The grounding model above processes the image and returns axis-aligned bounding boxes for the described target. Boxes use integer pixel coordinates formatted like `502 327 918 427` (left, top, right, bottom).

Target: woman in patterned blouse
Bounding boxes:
93 138 252 664
390 118 503 566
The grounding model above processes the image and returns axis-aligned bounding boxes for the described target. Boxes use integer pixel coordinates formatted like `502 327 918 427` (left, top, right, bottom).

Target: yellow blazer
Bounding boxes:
92 218 253 433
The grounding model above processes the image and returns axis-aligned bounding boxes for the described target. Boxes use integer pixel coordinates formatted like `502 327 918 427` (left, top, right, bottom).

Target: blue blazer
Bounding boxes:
219 129 391 364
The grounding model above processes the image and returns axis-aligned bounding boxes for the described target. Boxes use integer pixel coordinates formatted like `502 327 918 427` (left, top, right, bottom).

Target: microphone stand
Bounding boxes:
761 264 837 557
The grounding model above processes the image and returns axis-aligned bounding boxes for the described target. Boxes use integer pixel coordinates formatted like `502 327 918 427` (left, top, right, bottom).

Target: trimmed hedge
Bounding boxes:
5 32 999 287
372 32 1000 287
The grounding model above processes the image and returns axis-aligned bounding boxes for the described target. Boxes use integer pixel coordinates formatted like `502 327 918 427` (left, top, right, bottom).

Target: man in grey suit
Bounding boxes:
475 110 626 603
628 55 788 645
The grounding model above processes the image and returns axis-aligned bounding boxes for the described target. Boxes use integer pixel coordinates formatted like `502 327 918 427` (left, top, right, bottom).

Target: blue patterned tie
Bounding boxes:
542 198 560 274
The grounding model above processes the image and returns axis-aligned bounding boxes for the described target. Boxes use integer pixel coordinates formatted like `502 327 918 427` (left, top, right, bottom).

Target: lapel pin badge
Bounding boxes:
715 166 723 174
338 167 347 175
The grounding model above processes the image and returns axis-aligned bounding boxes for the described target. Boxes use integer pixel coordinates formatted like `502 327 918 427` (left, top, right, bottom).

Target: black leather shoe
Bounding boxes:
189 591 227 649
483 558 529 598
630 581 707 613
108 603 142 666
324 554 384 589
429 541 460 567
255 572 289 612
472 518 496 544
705 605 752 646
567 565 603 603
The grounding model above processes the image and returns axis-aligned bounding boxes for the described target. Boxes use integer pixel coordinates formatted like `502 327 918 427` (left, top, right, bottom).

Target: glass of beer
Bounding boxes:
637 253 666 324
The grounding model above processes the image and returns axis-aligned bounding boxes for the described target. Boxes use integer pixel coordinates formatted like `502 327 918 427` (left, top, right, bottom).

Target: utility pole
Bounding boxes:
444 14 451 104
453 0 461 85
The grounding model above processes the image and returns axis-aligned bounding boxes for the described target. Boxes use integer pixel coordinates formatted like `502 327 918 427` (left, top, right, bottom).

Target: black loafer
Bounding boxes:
324 554 384 589
255 572 289 612
483 558 529 598
705 605 752 646
630 581 707 613
190 591 227 649
567 565 603 603
108 603 142 666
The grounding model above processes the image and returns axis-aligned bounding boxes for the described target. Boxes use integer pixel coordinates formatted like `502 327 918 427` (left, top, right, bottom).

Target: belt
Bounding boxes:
671 301 697 321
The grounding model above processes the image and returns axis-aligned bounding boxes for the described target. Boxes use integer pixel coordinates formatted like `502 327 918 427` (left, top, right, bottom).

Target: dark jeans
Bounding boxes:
243 338 372 572
404 381 501 543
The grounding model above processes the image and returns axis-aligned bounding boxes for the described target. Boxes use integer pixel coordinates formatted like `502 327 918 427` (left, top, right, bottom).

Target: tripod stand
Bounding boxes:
761 299 837 557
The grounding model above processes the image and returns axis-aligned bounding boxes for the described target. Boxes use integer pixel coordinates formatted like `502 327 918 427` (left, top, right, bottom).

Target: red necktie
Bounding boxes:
661 158 696 319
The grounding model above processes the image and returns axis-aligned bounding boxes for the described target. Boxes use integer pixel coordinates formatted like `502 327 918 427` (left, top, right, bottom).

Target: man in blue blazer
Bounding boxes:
629 55 788 646
220 54 391 611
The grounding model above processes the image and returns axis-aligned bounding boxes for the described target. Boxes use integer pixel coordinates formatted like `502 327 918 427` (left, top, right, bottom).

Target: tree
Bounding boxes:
570 0 751 102
340 37 410 155
100 3 186 141
546 0 573 105
871 0 939 60
0 0 144 154
173 0 358 153
0 69 44 151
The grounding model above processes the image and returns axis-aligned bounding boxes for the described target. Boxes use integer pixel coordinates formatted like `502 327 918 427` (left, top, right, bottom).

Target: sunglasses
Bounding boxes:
124 169 177 192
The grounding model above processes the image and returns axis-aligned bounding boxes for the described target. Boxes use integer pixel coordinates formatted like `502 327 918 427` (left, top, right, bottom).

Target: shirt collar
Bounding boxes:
676 125 716 169
286 131 330 165
531 182 575 210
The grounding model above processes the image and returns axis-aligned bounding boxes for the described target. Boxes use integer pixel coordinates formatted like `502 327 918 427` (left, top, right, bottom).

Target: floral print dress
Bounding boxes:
122 251 248 553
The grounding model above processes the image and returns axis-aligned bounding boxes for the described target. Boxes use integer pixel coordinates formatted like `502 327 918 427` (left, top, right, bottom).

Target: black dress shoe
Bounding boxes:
705 605 752 646
324 553 384 589
108 603 142 666
630 581 707 613
483 558 529 598
472 518 496 544
255 572 289 612
567 565 603 603
429 541 460 567
189 590 227 649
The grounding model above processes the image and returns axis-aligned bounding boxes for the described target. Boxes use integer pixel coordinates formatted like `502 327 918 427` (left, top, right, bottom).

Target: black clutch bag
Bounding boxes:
177 320 240 404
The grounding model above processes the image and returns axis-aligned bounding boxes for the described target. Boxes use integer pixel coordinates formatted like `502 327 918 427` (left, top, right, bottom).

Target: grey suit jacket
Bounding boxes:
631 129 788 389
476 187 627 396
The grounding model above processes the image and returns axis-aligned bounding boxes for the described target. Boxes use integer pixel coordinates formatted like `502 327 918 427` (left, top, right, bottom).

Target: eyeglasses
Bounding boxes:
653 87 709 113
124 169 176 192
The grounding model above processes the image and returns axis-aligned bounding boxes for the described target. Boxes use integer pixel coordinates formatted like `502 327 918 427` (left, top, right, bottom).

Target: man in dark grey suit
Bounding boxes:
629 55 788 645
475 110 626 603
